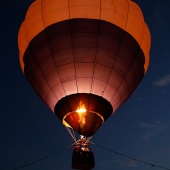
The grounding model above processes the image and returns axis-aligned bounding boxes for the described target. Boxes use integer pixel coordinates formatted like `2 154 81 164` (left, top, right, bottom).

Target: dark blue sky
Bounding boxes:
1 0 170 170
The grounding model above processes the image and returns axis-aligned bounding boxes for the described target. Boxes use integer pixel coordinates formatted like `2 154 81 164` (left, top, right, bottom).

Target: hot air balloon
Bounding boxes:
18 0 151 169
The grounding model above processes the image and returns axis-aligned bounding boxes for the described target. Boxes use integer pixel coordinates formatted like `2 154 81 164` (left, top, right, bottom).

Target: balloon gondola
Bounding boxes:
18 0 151 169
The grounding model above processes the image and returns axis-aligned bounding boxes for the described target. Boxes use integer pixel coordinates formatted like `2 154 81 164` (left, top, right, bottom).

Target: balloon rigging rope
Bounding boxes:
13 141 170 170
65 127 76 142
71 128 76 141
13 142 75 170
91 142 170 170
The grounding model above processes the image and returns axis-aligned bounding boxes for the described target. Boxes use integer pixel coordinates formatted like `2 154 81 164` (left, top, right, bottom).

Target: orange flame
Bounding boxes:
76 102 86 127
76 102 86 113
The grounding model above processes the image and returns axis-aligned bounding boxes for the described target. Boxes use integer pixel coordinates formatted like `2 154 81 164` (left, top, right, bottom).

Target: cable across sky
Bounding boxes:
13 142 170 170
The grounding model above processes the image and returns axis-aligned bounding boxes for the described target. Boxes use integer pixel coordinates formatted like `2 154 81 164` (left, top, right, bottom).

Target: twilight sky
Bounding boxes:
1 0 170 170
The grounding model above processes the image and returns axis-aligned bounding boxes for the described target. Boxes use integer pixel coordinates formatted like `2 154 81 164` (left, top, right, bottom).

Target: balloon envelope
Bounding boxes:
18 0 151 136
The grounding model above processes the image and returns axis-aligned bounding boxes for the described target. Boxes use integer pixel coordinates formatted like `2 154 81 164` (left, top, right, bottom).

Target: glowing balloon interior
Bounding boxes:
18 0 151 168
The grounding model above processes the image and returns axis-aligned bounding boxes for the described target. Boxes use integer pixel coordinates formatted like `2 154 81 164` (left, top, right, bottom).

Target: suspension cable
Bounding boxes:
86 136 93 143
65 127 76 142
91 142 170 170
71 128 76 141
13 143 75 170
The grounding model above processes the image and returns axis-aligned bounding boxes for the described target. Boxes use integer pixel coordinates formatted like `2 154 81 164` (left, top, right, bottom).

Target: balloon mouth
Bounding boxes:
54 93 113 136
63 110 104 124
62 100 104 136
62 110 104 136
